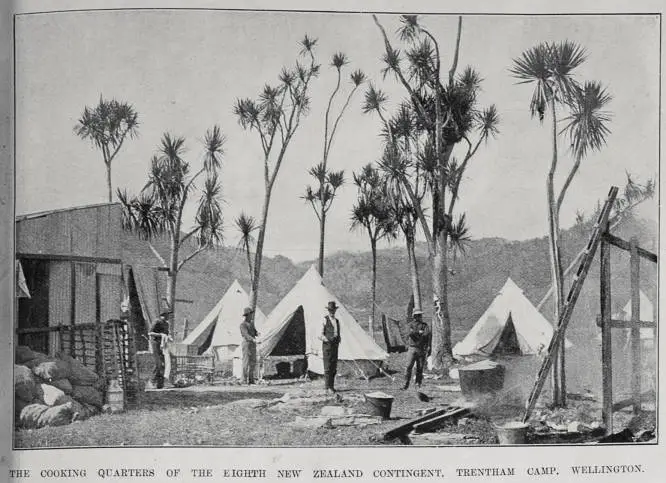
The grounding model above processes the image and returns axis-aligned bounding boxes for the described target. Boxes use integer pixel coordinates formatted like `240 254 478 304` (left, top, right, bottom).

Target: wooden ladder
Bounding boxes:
522 186 619 422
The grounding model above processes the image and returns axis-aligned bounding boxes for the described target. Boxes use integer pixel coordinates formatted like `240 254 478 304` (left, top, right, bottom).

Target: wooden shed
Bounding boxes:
15 203 146 404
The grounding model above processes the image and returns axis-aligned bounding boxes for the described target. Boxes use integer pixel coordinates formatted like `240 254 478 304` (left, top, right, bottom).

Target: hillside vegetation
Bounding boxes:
123 214 657 346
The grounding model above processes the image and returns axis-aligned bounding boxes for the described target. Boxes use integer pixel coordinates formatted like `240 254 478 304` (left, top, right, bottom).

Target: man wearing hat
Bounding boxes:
148 311 171 389
403 309 431 390
320 301 341 393
240 306 259 385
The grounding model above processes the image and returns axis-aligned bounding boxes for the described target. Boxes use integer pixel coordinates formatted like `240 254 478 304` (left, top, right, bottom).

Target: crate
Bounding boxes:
172 355 215 383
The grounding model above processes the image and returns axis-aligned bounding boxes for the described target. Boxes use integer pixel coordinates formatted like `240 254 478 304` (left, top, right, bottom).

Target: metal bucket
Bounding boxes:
495 421 529 445
364 392 394 419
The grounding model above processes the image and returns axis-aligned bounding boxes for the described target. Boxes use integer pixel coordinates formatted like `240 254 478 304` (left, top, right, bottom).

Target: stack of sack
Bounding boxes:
14 346 106 429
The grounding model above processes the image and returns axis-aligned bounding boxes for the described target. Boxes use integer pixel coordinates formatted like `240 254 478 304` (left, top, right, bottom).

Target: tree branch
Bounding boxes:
323 68 343 163
372 14 432 127
180 226 201 246
448 16 462 87
556 157 581 213
326 85 360 158
148 242 167 267
178 246 206 271
448 134 483 217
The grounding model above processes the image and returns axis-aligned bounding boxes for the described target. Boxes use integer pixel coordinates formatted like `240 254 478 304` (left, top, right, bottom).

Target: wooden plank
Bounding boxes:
630 238 641 414
603 233 658 264
17 253 123 264
600 234 613 435
412 407 469 433
609 319 656 329
612 390 656 412
383 406 457 441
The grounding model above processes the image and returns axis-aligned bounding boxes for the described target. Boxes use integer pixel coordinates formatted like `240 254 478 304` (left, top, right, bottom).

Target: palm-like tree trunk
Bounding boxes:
430 233 453 371
546 97 566 406
250 187 272 323
105 162 113 202
244 240 254 287
369 234 377 340
318 210 326 276
166 231 180 332
406 232 422 312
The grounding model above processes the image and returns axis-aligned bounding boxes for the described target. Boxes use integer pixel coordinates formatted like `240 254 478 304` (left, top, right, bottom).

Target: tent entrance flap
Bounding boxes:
198 321 217 355
270 305 306 356
493 313 522 355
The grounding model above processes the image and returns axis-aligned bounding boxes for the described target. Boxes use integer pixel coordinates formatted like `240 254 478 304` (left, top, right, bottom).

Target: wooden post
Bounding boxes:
600 230 613 434
630 237 641 414
70 262 76 356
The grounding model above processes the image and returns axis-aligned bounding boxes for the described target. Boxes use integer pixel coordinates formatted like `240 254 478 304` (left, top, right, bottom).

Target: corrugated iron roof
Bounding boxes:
15 202 121 222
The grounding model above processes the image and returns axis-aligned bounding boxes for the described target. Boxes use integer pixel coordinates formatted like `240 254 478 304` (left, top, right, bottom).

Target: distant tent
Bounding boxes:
16 260 30 298
620 290 655 340
454 277 571 357
235 265 388 378
183 280 266 360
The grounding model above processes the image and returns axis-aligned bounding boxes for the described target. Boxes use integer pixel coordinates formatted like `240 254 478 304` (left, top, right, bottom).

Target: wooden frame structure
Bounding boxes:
599 229 658 434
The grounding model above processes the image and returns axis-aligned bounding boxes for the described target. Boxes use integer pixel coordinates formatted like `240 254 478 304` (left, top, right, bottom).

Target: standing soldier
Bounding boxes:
403 309 431 390
148 311 171 389
320 301 341 394
240 307 259 385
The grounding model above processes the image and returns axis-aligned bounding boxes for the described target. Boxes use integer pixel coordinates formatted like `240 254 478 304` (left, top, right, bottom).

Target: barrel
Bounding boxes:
495 422 529 445
364 392 394 419
458 360 505 398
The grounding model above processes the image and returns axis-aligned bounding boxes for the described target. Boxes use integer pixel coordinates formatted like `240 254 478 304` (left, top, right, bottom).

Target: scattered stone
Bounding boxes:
437 384 461 392
416 407 437 417
290 416 332 429
409 431 479 445
329 415 383 427
321 406 353 417
458 417 470 427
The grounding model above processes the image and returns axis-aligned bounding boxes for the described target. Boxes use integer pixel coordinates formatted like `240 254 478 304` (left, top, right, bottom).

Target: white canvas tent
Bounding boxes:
454 277 571 357
183 280 266 361
233 265 388 378
617 290 655 340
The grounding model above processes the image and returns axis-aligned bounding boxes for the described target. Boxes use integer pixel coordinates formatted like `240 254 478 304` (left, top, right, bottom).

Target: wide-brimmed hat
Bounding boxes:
326 301 339 311
412 309 424 316
243 307 254 317
159 310 172 318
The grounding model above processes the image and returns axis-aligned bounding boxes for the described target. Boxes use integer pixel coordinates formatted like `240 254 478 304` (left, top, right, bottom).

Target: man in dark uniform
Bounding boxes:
320 301 341 394
148 311 170 389
240 306 259 385
403 309 431 390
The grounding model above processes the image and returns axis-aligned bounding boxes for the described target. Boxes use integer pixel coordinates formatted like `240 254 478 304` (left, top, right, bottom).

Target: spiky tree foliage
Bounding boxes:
74 96 139 202
375 103 427 313
370 15 499 371
511 41 612 406
118 126 225 328
234 35 319 322
350 163 397 338
304 53 366 276
235 212 259 287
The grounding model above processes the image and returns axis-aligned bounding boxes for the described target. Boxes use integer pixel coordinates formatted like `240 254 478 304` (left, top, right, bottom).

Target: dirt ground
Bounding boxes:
14 352 657 448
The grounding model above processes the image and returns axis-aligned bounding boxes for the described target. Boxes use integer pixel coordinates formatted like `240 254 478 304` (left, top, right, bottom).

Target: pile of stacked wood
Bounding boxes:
14 346 105 429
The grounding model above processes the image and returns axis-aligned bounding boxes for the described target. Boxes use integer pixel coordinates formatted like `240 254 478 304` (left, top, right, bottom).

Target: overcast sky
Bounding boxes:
15 10 659 261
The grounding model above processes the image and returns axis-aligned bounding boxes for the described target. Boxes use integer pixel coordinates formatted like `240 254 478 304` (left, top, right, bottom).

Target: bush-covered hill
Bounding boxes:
123 214 657 345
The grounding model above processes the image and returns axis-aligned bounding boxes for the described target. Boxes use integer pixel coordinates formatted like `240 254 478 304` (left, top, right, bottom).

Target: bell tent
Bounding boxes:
183 280 266 361
619 290 655 340
453 277 570 357
234 265 388 378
